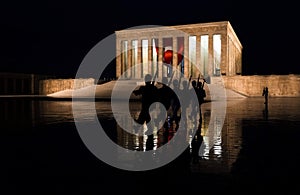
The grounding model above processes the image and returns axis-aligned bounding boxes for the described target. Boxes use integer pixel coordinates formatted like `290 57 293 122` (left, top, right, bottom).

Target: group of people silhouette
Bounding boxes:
132 73 206 163
133 73 206 126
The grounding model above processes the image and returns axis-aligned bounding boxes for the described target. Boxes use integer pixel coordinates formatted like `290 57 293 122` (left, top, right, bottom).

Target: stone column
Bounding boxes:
196 35 201 78
228 38 233 76
208 34 214 77
236 50 242 75
127 40 132 78
226 35 231 76
116 39 122 78
123 41 128 79
172 36 178 76
184 36 189 78
137 39 142 79
158 37 163 79
221 34 227 75
232 45 236 76
148 38 153 75
151 38 158 79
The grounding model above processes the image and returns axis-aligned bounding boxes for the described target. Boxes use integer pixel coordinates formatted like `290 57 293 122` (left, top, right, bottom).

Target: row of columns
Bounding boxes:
116 33 228 80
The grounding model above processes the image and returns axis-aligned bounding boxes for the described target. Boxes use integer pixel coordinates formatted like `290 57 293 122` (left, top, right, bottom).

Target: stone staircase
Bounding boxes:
205 76 246 101
48 77 246 100
48 79 143 99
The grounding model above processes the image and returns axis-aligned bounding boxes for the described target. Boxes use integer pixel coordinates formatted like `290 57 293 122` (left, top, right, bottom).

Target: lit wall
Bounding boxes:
39 78 95 95
223 75 300 97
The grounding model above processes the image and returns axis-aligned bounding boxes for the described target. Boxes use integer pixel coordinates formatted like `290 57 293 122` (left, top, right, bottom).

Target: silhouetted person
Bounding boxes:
262 86 269 104
133 74 158 125
191 79 205 105
189 80 199 121
156 77 174 122
179 80 191 123
191 79 206 122
197 78 206 104
133 74 158 150
145 134 154 151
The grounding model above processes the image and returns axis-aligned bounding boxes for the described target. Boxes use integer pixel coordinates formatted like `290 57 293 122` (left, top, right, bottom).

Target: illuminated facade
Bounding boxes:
115 21 242 80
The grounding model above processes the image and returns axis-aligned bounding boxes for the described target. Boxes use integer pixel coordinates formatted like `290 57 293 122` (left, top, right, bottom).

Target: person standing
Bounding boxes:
133 74 158 131
262 86 269 104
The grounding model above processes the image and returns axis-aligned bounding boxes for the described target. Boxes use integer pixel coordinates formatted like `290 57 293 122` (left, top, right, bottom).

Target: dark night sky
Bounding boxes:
1 0 299 78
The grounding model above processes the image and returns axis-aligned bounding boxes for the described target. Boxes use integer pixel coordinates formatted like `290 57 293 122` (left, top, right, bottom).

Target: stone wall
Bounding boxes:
39 75 300 97
223 74 300 97
39 78 95 95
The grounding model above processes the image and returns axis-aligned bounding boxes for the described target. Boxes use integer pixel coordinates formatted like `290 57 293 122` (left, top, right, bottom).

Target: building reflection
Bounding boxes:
5 97 298 173
114 100 243 173
0 98 242 174
0 100 85 129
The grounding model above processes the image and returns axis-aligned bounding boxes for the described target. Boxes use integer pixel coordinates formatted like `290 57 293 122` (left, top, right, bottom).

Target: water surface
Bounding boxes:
1 97 300 194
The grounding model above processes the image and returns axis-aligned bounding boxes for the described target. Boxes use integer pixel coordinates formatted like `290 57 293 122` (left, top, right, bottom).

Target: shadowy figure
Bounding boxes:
191 121 203 164
145 134 154 151
197 77 206 105
262 86 269 104
190 80 199 120
133 74 158 124
179 80 190 118
156 77 175 124
162 117 191 175
167 120 178 142
156 118 170 147
133 74 158 137
262 86 269 121
133 74 159 150
191 78 206 122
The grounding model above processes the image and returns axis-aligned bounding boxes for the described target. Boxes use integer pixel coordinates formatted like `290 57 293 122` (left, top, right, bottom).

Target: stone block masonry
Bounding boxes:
39 78 95 95
223 74 300 97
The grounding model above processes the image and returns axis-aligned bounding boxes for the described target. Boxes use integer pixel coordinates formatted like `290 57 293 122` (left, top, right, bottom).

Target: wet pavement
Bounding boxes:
1 97 300 194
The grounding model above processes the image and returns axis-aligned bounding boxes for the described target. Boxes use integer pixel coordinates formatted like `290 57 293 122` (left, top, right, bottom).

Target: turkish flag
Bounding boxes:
163 49 173 64
163 39 184 65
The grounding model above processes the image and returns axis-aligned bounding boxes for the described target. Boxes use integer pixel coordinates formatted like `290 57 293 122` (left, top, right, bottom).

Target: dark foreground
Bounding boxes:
1 97 300 194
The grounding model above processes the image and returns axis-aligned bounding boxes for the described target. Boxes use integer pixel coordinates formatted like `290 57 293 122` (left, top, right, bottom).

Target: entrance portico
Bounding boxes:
115 21 242 81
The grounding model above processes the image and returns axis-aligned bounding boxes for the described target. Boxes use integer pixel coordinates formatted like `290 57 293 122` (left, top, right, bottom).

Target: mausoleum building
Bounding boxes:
115 21 242 80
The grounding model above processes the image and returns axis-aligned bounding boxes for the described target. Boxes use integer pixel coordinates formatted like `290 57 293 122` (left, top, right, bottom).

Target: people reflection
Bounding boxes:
167 120 178 142
191 121 203 164
190 80 201 122
263 101 269 121
170 79 181 124
157 119 169 147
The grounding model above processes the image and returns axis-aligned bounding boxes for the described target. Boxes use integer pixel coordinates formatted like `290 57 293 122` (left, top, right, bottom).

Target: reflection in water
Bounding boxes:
263 101 269 120
1 97 300 174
